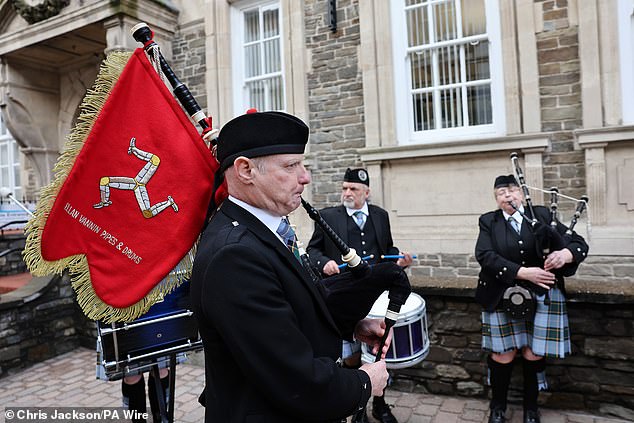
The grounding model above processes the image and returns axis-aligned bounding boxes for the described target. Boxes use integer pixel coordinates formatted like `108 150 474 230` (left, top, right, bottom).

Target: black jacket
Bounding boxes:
190 200 370 422
474 205 588 312
306 204 399 272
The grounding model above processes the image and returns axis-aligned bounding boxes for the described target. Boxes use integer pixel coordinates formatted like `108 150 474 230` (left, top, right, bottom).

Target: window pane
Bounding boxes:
438 45 460 86
462 0 486 36
434 1 456 42
13 166 20 186
263 9 279 38
269 76 284 110
412 92 434 131
12 142 19 164
263 39 281 73
1 168 8 186
0 145 7 164
406 0 425 6
407 5 428 47
468 85 492 125
244 10 260 42
465 40 490 81
440 87 463 128
245 45 261 78
409 50 433 89
247 80 266 111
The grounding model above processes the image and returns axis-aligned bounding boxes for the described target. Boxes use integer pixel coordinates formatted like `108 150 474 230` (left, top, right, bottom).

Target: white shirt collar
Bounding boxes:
345 202 369 217
228 195 287 244
502 204 524 226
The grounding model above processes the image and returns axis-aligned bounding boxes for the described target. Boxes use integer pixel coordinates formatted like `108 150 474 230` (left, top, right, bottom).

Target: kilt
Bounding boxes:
481 287 571 358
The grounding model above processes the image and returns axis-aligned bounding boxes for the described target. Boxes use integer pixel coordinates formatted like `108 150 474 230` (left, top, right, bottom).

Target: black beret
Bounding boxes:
494 174 518 188
344 168 370 186
216 111 309 172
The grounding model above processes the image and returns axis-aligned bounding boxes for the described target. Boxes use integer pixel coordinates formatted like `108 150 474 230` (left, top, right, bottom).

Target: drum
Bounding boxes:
361 291 430 369
96 281 202 381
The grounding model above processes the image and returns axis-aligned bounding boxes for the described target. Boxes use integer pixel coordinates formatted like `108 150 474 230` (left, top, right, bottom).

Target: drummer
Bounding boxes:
307 168 413 423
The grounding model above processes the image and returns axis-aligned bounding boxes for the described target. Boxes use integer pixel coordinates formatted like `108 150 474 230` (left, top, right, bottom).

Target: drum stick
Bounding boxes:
380 254 417 259
338 255 374 269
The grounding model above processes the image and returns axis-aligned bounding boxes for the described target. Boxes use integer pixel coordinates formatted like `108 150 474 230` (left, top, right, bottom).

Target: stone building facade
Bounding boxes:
0 0 632 418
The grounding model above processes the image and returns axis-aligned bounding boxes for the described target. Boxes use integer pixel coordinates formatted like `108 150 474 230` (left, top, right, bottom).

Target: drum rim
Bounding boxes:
367 292 426 321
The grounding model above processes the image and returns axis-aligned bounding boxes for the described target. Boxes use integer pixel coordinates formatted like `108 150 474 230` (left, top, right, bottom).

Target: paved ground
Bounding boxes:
0 348 629 423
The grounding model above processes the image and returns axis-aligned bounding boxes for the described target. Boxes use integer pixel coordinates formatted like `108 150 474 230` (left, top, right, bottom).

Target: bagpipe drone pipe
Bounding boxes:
507 152 589 307
300 199 411 362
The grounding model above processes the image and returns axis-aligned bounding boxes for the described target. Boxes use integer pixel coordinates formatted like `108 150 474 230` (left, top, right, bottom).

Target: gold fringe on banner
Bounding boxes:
23 51 195 323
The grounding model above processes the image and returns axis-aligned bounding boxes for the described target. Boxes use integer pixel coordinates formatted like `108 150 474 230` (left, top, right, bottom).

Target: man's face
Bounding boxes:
251 154 311 216
341 181 369 210
494 184 524 215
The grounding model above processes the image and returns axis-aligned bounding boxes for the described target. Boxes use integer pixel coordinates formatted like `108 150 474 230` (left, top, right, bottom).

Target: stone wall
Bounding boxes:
390 285 634 421
0 274 82 379
0 233 26 276
536 0 586 213
171 19 208 116
407 253 634 285
304 0 366 205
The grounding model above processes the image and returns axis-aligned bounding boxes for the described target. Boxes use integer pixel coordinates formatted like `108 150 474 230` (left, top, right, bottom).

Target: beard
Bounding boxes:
342 198 355 208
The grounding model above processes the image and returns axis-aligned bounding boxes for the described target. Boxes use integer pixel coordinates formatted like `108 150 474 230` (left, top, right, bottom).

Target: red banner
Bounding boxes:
39 49 217 309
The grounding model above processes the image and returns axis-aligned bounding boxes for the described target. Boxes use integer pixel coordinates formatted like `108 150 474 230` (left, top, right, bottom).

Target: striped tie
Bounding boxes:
508 216 521 234
353 210 366 229
277 217 301 261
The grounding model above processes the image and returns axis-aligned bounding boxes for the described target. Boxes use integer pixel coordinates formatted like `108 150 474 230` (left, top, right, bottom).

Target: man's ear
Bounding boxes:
232 156 256 184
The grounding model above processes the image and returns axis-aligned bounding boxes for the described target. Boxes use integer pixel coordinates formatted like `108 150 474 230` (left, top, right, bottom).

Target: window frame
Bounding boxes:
0 114 21 200
390 0 505 145
619 0 634 125
231 0 286 115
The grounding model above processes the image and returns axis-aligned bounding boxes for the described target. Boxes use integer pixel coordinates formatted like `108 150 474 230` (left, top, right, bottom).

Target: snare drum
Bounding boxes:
96 282 202 381
361 291 430 369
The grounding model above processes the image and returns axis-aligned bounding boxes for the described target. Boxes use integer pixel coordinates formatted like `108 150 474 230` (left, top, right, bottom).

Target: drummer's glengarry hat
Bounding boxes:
494 174 518 189
216 110 309 172
344 168 370 186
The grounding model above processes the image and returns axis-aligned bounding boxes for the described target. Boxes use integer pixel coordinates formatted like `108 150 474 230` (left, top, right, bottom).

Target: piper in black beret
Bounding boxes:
191 108 393 423
344 168 370 186
494 174 518 189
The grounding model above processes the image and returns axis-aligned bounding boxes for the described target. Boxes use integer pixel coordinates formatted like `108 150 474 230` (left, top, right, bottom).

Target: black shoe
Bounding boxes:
524 409 540 423
371 400 397 423
351 409 369 423
488 407 506 423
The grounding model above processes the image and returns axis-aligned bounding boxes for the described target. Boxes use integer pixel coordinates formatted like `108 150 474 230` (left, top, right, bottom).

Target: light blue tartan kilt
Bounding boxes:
482 287 571 359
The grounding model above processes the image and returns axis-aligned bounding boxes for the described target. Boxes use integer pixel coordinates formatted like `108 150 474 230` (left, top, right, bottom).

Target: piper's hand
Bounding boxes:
360 361 388 396
544 248 573 271
323 260 340 276
397 252 414 267
354 318 392 359
517 266 556 290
